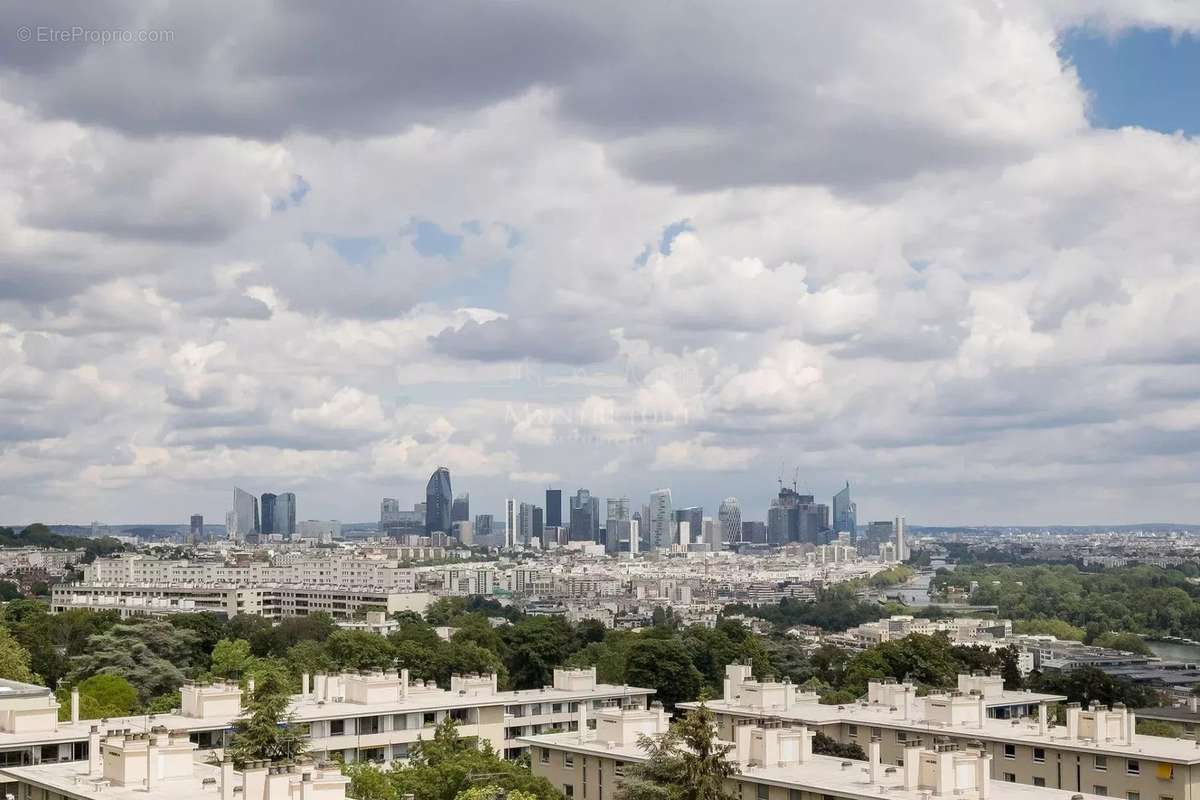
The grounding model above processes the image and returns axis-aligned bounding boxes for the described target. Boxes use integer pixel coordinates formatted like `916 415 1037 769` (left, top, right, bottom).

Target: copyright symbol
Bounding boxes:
16 26 32 42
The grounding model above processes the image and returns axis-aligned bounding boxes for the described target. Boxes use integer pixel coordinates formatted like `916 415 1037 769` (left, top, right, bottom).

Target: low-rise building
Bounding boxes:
520 704 1109 800
681 664 1200 800
0 668 652 768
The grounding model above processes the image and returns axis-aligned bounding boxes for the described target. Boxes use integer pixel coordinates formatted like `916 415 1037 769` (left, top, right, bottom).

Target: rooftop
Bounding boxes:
518 730 1108 800
693 696 1200 763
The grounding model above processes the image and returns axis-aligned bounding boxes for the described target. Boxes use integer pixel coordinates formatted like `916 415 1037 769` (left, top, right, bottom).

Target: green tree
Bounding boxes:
812 731 865 759
344 718 558 800
0 627 38 683
227 667 307 767
1090 632 1153 656
58 674 138 720
1136 719 1180 737
67 621 202 703
210 639 256 680
616 700 738 800
1013 619 1086 641
625 639 704 710
325 630 395 671
456 787 537 800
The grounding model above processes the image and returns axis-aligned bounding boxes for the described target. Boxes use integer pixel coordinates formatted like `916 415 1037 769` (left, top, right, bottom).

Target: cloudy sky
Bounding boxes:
3 2 1200 527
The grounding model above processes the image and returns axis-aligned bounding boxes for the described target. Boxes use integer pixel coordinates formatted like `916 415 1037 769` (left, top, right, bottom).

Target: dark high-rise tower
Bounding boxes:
451 493 470 523
189 514 204 544
276 492 296 538
545 488 562 528
425 466 453 534
569 489 599 542
260 493 277 535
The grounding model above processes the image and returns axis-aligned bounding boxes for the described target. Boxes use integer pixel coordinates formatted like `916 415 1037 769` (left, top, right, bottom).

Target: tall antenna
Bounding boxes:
792 466 799 492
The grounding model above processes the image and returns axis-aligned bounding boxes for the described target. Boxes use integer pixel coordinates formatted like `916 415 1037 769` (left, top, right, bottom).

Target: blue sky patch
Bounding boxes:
411 219 464 258
1060 27 1200 135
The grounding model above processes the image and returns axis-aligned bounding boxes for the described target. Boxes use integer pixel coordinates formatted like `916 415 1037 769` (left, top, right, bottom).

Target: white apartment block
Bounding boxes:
1 725 349 800
522 704 1109 800
0 667 652 774
684 664 1200 800
50 584 434 620
82 555 419 592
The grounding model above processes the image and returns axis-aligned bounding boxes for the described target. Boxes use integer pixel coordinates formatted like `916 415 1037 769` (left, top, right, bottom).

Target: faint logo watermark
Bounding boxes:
16 25 175 44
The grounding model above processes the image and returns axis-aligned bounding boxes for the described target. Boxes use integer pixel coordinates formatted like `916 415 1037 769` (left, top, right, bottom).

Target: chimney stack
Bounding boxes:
71 688 80 724
88 725 102 776
220 756 234 800
578 702 588 740
302 672 310 697
868 738 881 784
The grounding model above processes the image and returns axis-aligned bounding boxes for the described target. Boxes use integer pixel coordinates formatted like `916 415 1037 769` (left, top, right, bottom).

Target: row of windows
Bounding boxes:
1003 745 1162 778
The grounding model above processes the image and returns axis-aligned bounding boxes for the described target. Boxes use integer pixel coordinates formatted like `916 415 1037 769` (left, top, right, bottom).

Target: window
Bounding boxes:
1004 744 1016 759
1157 765 1175 781
554 703 563 714
1034 748 1046 763
896 731 907 742
1129 793 1140 800
423 712 437 727
540 748 550 765
848 725 858 739
615 762 625 778
1095 756 1108 771
1003 773 1016 783
1034 778 1046 788
564 752 575 768
1128 760 1141 776
756 784 770 800
871 727 882 739
1095 787 1108 797
330 719 345 736
564 786 574 799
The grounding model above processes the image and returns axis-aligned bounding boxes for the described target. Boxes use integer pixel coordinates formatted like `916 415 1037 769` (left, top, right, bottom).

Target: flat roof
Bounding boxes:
517 731 1108 800
687 698 1200 764
0 679 53 698
0 756 345 800
0 682 653 750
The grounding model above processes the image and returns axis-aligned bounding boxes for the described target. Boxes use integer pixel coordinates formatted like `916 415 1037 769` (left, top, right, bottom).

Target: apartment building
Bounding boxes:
0 725 349 800
520 704 1108 800
0 668 652 769
685 664 1200 800
83 554 420 592
50 584 434 620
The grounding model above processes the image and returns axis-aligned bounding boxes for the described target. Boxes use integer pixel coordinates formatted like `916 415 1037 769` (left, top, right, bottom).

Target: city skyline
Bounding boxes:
3 6 1200 527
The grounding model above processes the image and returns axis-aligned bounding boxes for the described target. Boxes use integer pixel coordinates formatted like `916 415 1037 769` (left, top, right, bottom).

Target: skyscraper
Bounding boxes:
474 514 494 542
504 499 517 549
648 489 672 550
545 488 562 528
259 491 274 534
275 492 296 538
532 506 544 547
425 467 453 534
833 482 857 541
673 506 703 546
519 502 538 547
381 498 401 535
570 489 599 542
451 494 470 523
260 493 277 535
895 515 907 561
189 514 204 544
718 497 741 545
232 487 258 542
